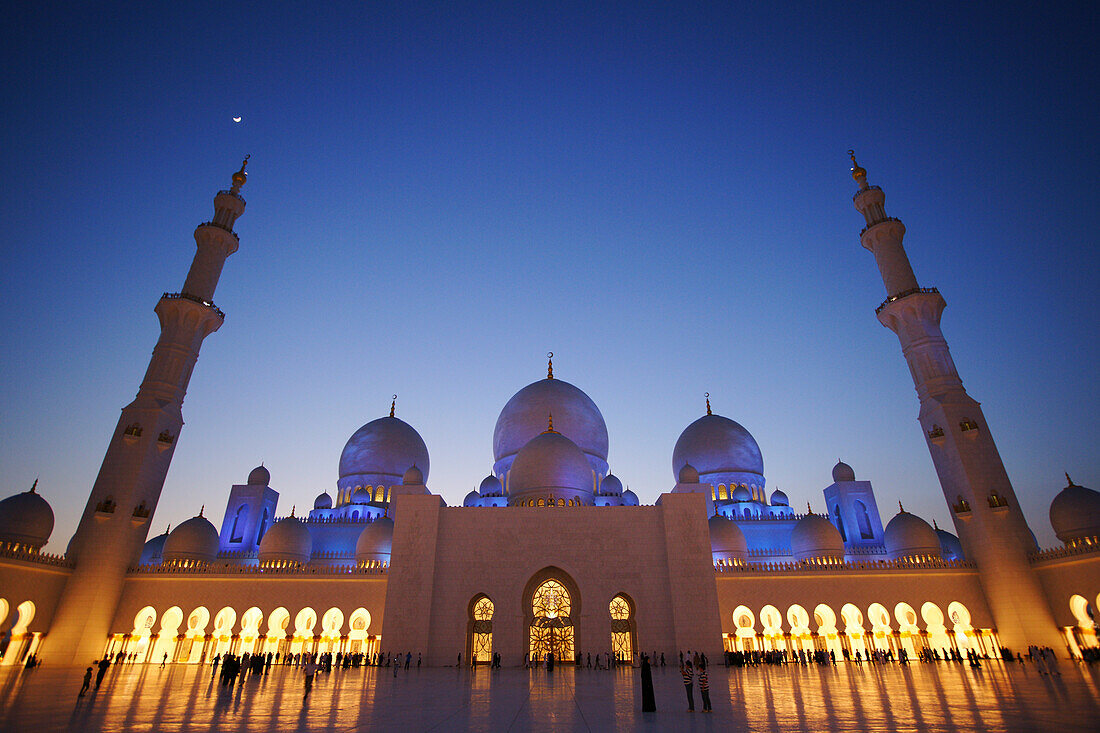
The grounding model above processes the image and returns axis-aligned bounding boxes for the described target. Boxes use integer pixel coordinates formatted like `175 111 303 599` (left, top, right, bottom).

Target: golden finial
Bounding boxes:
199 505 205 517
899 500 905 513
390 395 397 418
1066 472 1075 487
29 478 38 494
291 506 296 517
848 149 867 183
547 352 554 380
547 412 555 433
705 392 712 416
230 154 250 191
807 503 814 515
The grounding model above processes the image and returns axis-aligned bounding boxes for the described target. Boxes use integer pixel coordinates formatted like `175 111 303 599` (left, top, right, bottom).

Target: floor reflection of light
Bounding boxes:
1 660 1099 731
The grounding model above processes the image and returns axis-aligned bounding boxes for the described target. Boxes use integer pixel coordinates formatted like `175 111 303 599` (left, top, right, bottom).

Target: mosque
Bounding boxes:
1 155 1098 669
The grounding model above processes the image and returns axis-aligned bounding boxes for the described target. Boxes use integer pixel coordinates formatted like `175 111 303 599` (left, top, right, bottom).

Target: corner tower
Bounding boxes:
849 152 1059 649
42 159 250 664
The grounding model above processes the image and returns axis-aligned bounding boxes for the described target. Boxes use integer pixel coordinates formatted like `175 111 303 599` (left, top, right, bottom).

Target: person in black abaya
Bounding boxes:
641 653 656 712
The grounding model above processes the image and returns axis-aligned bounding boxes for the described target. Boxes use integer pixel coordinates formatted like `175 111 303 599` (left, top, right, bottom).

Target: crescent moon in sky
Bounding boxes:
232 117 242 123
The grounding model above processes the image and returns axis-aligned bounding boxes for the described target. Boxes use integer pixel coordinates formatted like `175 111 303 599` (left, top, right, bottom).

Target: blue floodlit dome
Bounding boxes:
338 416 429 494
673 413 764 489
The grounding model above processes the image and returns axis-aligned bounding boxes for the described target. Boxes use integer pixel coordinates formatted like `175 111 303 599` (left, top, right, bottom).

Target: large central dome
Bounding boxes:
338 416 429 498
673 413 764 489
493 377 609 479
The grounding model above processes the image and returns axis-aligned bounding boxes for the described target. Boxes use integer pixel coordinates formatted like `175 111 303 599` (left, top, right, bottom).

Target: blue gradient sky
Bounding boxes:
1 2 1096 551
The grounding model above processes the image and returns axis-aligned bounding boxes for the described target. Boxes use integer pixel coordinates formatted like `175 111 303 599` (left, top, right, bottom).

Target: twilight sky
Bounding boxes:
1 2 1096 551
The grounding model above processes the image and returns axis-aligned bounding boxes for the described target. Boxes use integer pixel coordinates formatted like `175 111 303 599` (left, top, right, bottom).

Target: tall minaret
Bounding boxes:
850 152 1061 649
42 159 250 664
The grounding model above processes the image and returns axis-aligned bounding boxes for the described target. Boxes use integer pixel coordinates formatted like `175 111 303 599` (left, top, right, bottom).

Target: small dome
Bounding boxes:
832 460 856 483
770 488 789 506
731 485 752 502
508 430 594 500
463 490 480 507
248 465 270 486
258 515 312 566
600 474 624 496
1050 477 1100 546
351 487 372 504
163 514 219 564
677 464 700 484
313 492 333 510
479 474 503 497
403 465 424 485
709 515 748 559
936 527 965 560
621 489 639 506
355 517 394 564
0 484 55 550
791 513 845 563
883 510 942 561
139 528 169 565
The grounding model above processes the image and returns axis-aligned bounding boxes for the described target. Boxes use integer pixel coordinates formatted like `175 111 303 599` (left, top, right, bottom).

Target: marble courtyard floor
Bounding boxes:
1 660 1098 732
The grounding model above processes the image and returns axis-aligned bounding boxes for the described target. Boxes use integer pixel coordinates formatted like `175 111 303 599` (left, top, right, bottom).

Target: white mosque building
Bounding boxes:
0 155 1098 668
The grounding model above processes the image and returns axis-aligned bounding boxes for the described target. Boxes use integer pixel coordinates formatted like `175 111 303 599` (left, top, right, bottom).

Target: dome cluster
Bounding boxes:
338 415 429 500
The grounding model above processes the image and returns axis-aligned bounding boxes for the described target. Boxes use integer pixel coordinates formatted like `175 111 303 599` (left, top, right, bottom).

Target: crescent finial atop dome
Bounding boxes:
29 478 38 494
390 394 397 418
546 412 555 433
899 500 905 512
1066 472 1076 487
199 505 204 517
705 392 711 415
230 154 250 193
547 352 554 380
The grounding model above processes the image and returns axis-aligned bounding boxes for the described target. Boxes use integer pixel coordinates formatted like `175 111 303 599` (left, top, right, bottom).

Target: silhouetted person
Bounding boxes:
79 667 92 697
641 654 655 712
95 658 110 689
418 653 422 668
405 651 411 670
303 659 318 695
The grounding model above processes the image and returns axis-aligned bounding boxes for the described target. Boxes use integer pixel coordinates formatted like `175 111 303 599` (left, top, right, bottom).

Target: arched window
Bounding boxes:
529 578 575 663
230 505 247 543
255 507 269 544
609 594 636 664
834 505 847 541
855 500 874 539
468 596 494 664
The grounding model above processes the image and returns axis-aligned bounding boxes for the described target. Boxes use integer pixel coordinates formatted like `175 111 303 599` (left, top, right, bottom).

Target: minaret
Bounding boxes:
850 152 1060 649
42 159 250 664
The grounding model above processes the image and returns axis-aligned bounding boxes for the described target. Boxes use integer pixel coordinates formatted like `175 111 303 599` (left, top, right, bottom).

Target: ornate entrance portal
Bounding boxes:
529 579 574 663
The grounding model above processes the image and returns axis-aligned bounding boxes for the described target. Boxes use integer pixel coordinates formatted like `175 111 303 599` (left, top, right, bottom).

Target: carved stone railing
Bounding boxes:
717 557 974 574
853 184 882 201
129 562 386 576
1030 542 1100 564
0 544 74 568
197 220 240 241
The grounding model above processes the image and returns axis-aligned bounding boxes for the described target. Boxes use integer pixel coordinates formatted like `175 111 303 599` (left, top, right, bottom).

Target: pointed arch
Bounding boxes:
524 567 580 664
467 594 495 664
609 593 636 664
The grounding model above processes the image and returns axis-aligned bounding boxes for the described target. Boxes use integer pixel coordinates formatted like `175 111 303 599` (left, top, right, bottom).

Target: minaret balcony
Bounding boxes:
197 221 240 243
160 292 225 319
859 216 902 238
875 286 940 314
852 184 882 202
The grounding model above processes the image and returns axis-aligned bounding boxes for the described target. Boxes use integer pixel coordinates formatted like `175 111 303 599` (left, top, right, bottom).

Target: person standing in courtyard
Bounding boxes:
640 653 656 712
698 662 711 713
161 652 168 667
79 667 92 697
303 658 318 696
680 659 694 712
95 657 110 689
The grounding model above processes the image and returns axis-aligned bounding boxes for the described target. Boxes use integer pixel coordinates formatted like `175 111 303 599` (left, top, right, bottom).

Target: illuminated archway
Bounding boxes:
787 605 813 653
1069 595 1097 650
467 595 495 664
894 602 920 656
921 602 952 650
525 569 579 664
609 594 636 663
181 606 209 663
732 605 757 652
841 603 867 658
151 606 183 663
212 607 237 656
239 607 264 655
291 607 317 656
947 601 975 651
759 605 785 652
867 603 893 652
814 604 842 656
319 608 344 654
347 607 375 657
264 607 291 655
127 606 157 659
